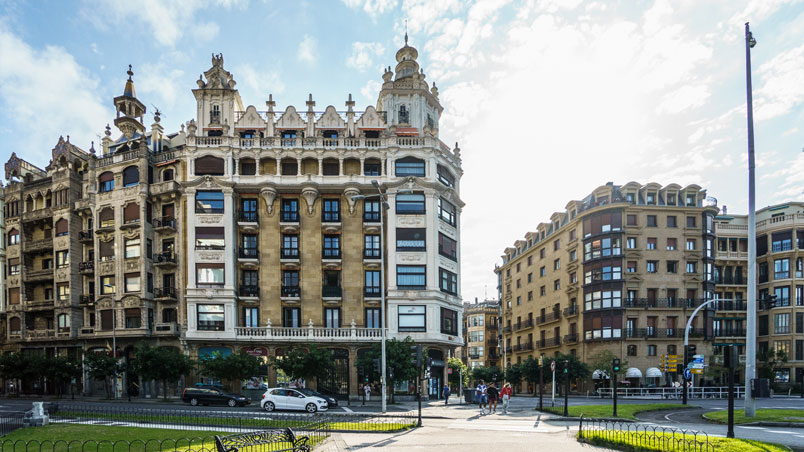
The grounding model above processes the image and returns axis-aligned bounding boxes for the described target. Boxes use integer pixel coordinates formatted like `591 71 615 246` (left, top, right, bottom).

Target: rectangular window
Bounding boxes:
553 239 560 251
438 198 457 226
397 228 426 251
397 265 426 289
667 261 678 273
626 215 637 226
554 279 560 290
648 345 657 356
570 249 577 261
687 261 697 274
56 250 69 268
647 261 657 273
323 234 341 258
243 307 259 327
366 308 381 328
197 264 225 286
438 233 457 261
198 304 225 331
325 308 341 328
363 200 380 222
686 239 696 250
365 270 381 297
396 193 425 214
583 237 621 260
441 308 458 335
282 234 299 258
395 158 425 177
627 261 637 273
774 258 790 279
100 310 114 330
101 276 115 294
323 199 341 222
125 238 140 258
647 215 657 227
540 266 546 277
647 238 657 250
775 313 790 334
281 199 299 222
283 307 301 328
364 234 381 258
667 238 677 250
626 237 636 249
667 216 677 227
57 283 70 301
437 165 455 187
686 216 697 228
554 258 560 270
239 198 258 221
196 227 225 249
195 191 224 214
8 258 19 276
398 305 426 332
125 273 141 292
439 268 458 294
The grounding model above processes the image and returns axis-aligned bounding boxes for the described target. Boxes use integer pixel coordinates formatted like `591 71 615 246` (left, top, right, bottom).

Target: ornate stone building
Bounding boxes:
180 42 463 399
461 299 500 369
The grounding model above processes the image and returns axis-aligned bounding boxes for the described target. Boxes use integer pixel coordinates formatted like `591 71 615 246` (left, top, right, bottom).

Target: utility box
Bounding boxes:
463 388 476 403
750 378 770 398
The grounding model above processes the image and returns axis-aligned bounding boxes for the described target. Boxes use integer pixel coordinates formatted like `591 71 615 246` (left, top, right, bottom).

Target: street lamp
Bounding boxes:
744 21 758 418
352 181 412 413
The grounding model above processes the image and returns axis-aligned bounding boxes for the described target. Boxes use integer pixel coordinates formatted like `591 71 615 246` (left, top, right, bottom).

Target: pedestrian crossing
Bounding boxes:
447 418 564 433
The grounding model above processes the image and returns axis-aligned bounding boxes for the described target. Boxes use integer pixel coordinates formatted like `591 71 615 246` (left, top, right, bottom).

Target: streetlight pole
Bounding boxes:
744 21 758 418
683 298 718 404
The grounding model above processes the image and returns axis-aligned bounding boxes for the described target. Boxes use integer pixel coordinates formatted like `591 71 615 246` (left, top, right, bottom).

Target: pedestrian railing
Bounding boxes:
595 386 744 400
0 412 24 437
0 437 220 452
577 415 714 452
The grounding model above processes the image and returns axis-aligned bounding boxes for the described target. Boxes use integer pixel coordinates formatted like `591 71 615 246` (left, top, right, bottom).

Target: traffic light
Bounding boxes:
388 367 394 379
563 360 569 374
411 344 422 368
426 357 433 369
373 358 380 373
688 344 697 356
612 358 621 373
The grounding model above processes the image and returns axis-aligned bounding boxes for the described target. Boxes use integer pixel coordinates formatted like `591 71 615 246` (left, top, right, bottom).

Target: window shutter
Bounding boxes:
54 218 68 235
196 227 224 239
9 317 20 331
125 308 141 317
98 172 114 183
99 208 114 222
123 203 140 222
101 310 114 330
240 159 256 175
8 258 19 266
8 288 20 305
195 156 225 175
163 204 175 217
122 166 139 186
99 239 114 257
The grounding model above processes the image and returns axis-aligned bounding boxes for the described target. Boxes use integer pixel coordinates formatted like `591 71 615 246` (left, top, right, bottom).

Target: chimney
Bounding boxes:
475 297 478 304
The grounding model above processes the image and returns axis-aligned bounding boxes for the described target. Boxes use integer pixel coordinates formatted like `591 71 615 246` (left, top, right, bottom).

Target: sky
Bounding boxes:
1 0 803 303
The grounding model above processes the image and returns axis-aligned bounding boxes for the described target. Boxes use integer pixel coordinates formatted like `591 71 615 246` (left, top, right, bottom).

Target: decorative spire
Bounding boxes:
405 19 408 46
123 64 136 97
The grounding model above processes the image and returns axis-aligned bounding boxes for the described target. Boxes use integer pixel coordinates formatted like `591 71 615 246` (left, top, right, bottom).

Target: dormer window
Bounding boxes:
686 193 696 206
626 193 634 203
667 193 676 205
398 105 409 124
647 193 656 205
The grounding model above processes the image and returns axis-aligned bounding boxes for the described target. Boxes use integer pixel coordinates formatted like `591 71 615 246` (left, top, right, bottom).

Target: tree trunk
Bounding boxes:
104 377 110 399
163 380 168 400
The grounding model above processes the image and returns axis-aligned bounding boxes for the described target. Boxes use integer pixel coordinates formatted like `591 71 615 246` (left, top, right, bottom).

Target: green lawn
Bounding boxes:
704 409 804 425
541 403 695 420
578 429 789 452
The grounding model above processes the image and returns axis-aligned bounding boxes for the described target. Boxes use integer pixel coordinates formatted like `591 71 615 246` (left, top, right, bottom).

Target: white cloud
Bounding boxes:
347 42 385 72
235 63 286 100
298 34 317 65
656 84 711 115
360 80 382 104
138 62 186 109
754 43 804 121
0 23 110 167
90 43 100 54
190 21 221 43
342 0 398 20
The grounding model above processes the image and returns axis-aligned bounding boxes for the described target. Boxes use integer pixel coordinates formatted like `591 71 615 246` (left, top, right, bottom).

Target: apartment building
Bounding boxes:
461 300 500 369
496 182 722 392
181 43 463 399
2 69 184 395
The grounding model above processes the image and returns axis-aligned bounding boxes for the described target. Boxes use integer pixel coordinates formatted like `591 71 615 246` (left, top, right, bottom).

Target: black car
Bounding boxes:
296 388 338 408
182 385 250 407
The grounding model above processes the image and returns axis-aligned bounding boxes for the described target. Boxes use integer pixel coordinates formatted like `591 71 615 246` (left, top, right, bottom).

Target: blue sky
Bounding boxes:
1 0 803 301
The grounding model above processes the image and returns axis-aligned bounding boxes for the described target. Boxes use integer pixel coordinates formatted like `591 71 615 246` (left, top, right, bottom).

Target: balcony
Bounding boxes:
154 287 177 300
513 319 534 331
235 326 385 342
322 285 342 299
152 216 176 231
502 326 512 334
239 285 259 298
153 322 180 336
22 208 54 223
468 353 480 360
238 247 259 260
238 211 259 224
563 333 579 344
154 252 177 266
79 230 94 242
25 268 53 281
504 345 513 354
563 305 579 317
96 222 115 233
121 218 141 230
714 329 746 338
23 238 53 253
513 341 534 352
536 311 561 325
24 298 54 310
364 287 381 298
624 298 704 309
79 261 94 273
24 329 56 341
281 286 300 299
540 337 561 348
712 300 746 311
281 248 300 260
80 294 95 305
625 327 706 339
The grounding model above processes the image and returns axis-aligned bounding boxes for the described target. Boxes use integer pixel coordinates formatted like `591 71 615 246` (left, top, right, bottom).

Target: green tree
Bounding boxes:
270 344 334 392
590 350 628 387
132 343 195 399
504 363 523 388
520 357 541 395
201 351 261 393
447 357 468 388
354 337 418 403
0 352 29 395
759 349 788 390
471 366 502 384
43 356 82 398
85 351 123 399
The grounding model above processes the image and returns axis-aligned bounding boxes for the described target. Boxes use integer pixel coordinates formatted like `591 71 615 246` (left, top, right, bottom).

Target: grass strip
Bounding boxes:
578 429 789 452
540 403 695 420
703 409 804 425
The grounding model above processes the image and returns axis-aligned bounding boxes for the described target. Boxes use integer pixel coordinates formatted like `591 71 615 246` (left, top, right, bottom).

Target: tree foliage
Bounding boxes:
590 350 629 384
471 365 502 384
447 357 468 387
85 351 124 399
504 363 523 387
270 344 334 386
0 353 80 396
201 351 261 392
355 337 419 402
759 349 789 389
131 342 195 398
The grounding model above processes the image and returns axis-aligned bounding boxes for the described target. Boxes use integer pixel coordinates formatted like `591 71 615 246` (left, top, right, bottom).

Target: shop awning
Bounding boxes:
592 369 609 380
646 367 663 378
625 367 643 378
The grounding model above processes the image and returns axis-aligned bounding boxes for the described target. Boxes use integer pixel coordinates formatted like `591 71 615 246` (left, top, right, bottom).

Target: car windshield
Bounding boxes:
297 388 319 397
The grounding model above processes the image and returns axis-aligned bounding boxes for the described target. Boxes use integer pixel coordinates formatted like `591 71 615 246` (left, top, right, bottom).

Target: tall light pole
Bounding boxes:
353 181 410 413
744 22 758 418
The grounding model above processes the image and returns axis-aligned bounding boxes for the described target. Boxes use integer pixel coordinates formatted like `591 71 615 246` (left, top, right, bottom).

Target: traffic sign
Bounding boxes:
550 360 556 372
683 368 692 380
447 368 453 375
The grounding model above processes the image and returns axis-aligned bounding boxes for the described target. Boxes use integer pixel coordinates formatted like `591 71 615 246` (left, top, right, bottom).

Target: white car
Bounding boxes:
261 387 329 413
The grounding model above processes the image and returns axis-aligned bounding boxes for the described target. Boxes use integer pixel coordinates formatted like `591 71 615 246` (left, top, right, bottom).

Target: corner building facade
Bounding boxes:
182 45 463 399
497 182 723 392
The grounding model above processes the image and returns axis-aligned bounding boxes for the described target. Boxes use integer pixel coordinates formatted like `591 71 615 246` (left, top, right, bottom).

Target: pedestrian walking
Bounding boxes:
443 384 451 405
364 383 371 402
500 383 513 414
476 380 488 415
487 382 499 414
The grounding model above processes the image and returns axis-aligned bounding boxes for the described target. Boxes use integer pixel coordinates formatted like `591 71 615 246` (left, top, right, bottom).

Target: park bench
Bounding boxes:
214 428 311 452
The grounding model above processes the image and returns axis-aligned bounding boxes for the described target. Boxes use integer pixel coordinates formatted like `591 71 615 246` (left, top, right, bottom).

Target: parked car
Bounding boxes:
260 388 329 413
295 388 338 408
182 385 250 407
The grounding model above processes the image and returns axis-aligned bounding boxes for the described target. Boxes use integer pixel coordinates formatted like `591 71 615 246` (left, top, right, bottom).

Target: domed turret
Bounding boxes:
394 32 420 80
113 65 146 140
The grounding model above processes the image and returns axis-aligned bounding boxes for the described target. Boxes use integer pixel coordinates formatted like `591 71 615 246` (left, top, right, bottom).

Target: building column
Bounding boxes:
359 157 365 176
276 157 282 176
338 158 344 176
318 158 323 176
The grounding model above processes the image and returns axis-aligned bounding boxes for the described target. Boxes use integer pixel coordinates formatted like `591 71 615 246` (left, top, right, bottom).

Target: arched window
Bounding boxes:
162 168 174 182
395 156 425 177
7 228 19 245
122 166 139 187
240 158 256 175
194 155 225 176
55 218 68 236
98 171 114 192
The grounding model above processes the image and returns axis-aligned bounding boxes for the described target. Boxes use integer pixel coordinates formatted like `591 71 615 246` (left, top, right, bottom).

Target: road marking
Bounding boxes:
341 407 353 413
736 426 765 430
766 430 795 434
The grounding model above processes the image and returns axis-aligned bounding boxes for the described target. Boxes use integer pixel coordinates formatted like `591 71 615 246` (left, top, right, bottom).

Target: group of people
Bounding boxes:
474 380 513 415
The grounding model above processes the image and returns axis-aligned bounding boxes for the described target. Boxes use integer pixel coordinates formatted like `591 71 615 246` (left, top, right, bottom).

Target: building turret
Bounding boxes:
113 65 146 141
192 53 244 137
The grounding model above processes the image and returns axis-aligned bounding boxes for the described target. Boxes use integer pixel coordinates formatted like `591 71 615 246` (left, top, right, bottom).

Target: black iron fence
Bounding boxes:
577 416 714 452
0 412 24 437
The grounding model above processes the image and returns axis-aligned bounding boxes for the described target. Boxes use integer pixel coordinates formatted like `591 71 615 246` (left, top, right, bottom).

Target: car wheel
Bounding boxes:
264 401 275 412
190 398 199 406
228 399 236 407
305 403 317 413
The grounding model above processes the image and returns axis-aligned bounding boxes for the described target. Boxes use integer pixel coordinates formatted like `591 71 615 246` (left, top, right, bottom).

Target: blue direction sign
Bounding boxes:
683 368 692 380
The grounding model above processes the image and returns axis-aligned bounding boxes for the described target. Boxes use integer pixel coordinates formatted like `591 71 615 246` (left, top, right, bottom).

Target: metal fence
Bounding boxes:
46 403 416 434
0 412 24 437
596 386 745 400
577 416 714 452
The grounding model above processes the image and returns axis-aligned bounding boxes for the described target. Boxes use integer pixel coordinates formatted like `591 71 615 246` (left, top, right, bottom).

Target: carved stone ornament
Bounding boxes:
301 187 319 215
55 268 68 280
100 262 115 274
343 187 360 215
398 216 425 227
399 253 424 263
260 187 278 214
198 215 223 224
205 289 215 298
203 175 216 188
197 251 224 261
